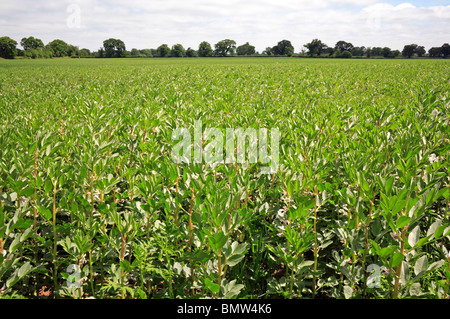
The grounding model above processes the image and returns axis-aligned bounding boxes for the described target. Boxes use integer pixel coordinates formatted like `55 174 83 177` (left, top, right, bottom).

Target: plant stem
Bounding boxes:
312 185 318 299
361 199 374 298
445 192 449 221
52 182 58 298
33 148 39 296
217 249 223 297
290 263 295 298
120 232 127 299
90 171 95 217
77 258 82 299
89 249 95 297
188 187 195 295
392 226 407 299
164 251 174 298
175 162 179 225
443 256 449 299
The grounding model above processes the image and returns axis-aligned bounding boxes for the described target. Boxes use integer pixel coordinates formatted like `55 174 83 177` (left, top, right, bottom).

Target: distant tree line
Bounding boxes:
0 35 449 59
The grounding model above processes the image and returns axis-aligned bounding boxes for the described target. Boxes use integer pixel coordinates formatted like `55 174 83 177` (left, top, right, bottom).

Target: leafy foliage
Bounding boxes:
0 57 449 300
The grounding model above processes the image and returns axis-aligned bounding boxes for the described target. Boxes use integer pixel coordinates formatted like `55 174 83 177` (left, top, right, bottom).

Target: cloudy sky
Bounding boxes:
1 0 449 52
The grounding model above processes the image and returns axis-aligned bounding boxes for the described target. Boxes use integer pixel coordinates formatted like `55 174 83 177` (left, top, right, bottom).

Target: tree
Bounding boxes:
323 47 334 56
428 47 443 58
96 48 104 58
341 50 352 58
391 50 401 58
371 47 383 57
0 36 18 59
157 44 170 57
272 40 294 56
103 38 126 58
382 47 392 58
305 39 327 57
416 46 425 57
68 44 80 58
103 39 115 57
263 47 273 55
47 39 70 57
198 41 213 57
185 47 196 57
20 36 44 51
442 43 450 58
351 46 366 57
140 49 153 57
402 44 418 58
130 48 141 57
171 44 185 57
80 48 91 58
236 42 255 56
335 41 353 54
214 39 236 57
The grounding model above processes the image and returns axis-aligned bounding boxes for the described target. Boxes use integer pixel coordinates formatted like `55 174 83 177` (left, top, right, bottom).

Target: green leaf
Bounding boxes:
434 225 447 239
135 288 147 299
15 218 33 230
6 262 33 289
378 246 395 259
230 241 247 255
192 250 212 263
409 283 422 296
414 256 428 276
399 261 410 285
340 265 354 283
414 236 430 249
370 240 380 254
80 166 88 180
221 280 244 299
208 232 227 252
38 206 52 221
392 200 406 215
427 220 442 238
18 262 32 278
385 176 394 196
20 227 33 242
226 253 246 267
360 177 370 194
8 235 21 254
391 252 404 268
319 240 333 250
71 201 79 213
20 186 35 198
205 278 220 293
44 178 53 195
0 258 16 278
120 260 132 273
408 226 420 248
343 285 353 299
396 216 411 229
427 260 444 272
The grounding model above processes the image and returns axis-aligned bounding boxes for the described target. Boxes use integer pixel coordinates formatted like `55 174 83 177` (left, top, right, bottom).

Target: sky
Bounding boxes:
1 0 449 53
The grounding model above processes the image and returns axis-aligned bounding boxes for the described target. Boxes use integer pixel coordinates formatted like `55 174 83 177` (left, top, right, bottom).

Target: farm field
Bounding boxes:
0 57 449 299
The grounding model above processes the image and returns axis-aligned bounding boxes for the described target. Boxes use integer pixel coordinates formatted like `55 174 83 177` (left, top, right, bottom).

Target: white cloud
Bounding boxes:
0 0 449 52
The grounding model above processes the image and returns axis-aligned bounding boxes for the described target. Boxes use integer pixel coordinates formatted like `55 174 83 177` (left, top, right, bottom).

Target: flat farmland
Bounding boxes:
0 57 449 299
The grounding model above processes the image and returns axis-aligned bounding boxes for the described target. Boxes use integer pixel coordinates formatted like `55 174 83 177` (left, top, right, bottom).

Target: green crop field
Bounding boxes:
0 57 449 299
